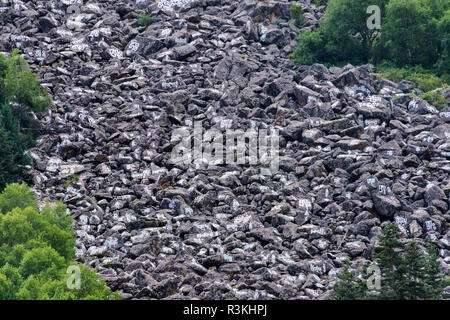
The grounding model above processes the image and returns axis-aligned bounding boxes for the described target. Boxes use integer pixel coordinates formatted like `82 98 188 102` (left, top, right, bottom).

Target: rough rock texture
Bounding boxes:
1 0 449 300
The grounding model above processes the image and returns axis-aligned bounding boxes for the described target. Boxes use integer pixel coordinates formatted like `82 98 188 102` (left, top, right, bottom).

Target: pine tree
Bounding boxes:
332 259 367 300
374 223 404 299
0 104 32 190
396 242 427 299
422 240 444 299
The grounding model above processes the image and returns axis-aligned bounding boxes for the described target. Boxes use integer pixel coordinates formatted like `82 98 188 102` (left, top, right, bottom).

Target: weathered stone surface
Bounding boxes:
4 0 447 301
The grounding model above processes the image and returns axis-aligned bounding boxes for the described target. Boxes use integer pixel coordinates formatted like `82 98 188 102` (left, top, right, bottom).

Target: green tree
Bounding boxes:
396 242 427 299
332 259 367 300
0 105 33 190
0 184 121 300
435 9 450 74
374 223 404 299
422 241 445 299
332 224 446 300
292 0 389 65
0 50 52 113
0 182 36 214
378 0 436 67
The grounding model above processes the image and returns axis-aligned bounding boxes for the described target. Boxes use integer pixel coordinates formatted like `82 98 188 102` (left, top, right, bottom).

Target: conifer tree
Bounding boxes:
422 241 444 299
332 259 367 300
0 104 33 190
374 223 403 299
396 242 427 299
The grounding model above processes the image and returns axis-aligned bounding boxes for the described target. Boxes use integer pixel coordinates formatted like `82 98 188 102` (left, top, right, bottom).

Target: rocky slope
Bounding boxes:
0 0 449 299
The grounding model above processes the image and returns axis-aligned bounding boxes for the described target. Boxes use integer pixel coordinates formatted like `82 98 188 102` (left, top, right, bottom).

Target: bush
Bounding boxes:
377 65 445 92
421 91 447 109
138 13 153 27
0 183 121 300
290 5 307 28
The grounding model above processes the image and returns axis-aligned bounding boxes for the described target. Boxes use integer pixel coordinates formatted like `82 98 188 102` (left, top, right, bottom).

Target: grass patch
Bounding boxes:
290 5 307 28
138 13 153 27
377 64 447 92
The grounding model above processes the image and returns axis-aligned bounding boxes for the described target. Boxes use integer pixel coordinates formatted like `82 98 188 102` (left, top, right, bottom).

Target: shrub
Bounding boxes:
0 183 121 300
290 5 307 28
138 13 153 27
421 91 447 109
377 65 445 92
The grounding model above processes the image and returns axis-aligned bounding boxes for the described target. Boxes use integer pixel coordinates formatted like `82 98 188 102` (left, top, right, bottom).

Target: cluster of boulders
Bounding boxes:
0 0 448 299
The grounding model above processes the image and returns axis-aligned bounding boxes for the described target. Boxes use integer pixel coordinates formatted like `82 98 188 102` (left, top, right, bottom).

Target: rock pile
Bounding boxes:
0 0 448 299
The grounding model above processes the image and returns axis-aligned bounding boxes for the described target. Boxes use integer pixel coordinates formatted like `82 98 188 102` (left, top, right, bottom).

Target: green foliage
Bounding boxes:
373 223 404 299
332 223 446 300
377 65 446 91
396 242 427 299
0 183 121 300
311 0 328 7
0 105 34 190
420 91 447 109
138 13 153 27
377 64 448 108
332 259 367 300
0 182 36 214
0 50 52 190
292 0 388 66
423 241 446 299
290 5 307 28
377 0 436 67
434 8 450 75
0 50 52 113
292 0 449 84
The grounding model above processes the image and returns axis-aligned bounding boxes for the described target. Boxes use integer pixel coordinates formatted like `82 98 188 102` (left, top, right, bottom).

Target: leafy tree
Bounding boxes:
291 0 449 82
0 183 121 300
0 50 51 190
322 0 388 61
435 9 450 75
377 0 436 67
0 182 36 214
292 0 388 65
